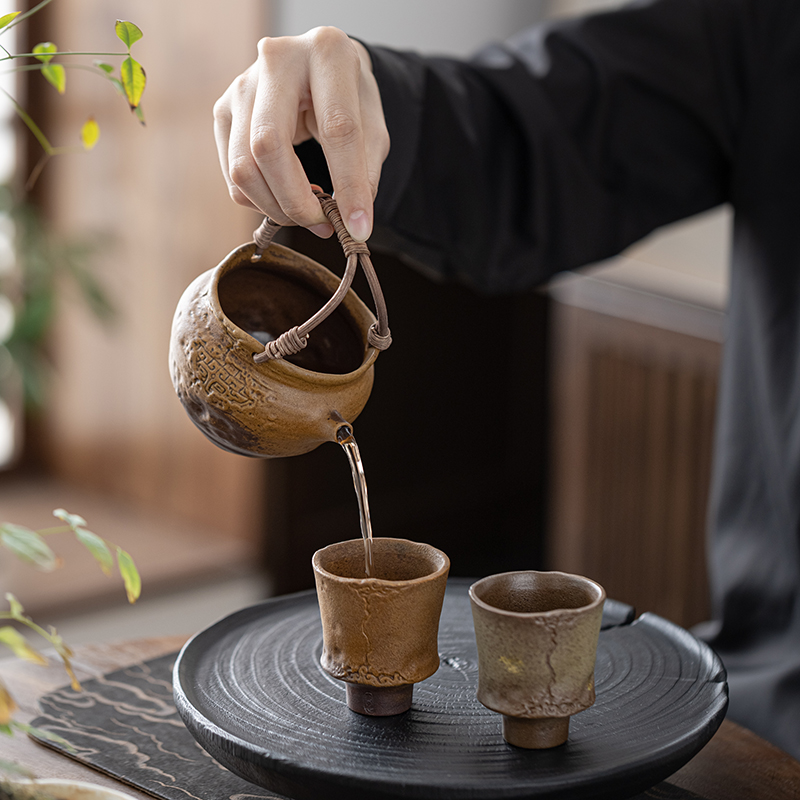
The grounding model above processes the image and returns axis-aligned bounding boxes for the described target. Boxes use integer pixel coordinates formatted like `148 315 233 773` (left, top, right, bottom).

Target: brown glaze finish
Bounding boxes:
169 242 379 458
313 538 450 716
470 570 605 749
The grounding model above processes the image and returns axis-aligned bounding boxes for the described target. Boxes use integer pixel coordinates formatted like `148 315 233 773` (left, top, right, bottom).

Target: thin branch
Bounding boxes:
25 153 50 191
0 611 52 643
35 526 73 535
0 87 52 153
0 50 128 61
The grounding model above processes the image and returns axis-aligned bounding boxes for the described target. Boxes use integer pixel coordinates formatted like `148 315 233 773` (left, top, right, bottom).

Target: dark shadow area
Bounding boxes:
264 227 550 593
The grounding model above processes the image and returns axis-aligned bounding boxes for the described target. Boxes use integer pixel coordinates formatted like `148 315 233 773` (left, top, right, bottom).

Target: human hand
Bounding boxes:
213 27 389 242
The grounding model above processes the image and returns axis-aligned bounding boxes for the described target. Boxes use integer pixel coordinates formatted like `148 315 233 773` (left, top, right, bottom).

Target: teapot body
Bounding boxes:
169 242 378 458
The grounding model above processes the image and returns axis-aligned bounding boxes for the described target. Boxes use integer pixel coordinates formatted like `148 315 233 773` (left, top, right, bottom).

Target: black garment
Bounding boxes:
304 0 800 758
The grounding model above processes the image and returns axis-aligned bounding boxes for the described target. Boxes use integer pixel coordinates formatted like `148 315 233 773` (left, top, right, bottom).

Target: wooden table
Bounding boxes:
3 637 800 800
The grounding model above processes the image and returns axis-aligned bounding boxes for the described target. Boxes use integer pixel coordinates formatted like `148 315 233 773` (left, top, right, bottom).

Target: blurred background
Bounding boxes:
0 0 728 644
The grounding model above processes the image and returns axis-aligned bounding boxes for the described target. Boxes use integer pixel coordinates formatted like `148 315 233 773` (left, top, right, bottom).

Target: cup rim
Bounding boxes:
469 569 605 617
312 537 450 586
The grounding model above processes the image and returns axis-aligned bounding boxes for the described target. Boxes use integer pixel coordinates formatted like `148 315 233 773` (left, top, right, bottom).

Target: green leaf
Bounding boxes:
4 593 23 617
32 41 56 63
134 104 146 126
109 77 124 96
0 12 21 31
94 60 114 74
0 524 58 570
75 527 112 575
53 508 87 529
116 547 141 603
0 627 48 665
41 62 66 94
115 20 143 49
120 56 145 109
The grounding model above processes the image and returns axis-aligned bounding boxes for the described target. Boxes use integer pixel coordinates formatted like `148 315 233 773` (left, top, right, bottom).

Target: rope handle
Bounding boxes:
250 188 392 363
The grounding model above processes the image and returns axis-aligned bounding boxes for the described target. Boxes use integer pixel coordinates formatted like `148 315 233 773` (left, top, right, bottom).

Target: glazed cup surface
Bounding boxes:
469 570 605 748
313 538 450 714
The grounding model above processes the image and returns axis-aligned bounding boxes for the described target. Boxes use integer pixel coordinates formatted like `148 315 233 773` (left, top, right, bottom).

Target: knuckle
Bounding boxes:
228 157 258 190
280 198 317 226
212 97 231 125
250 124 287 163
256 36 274 57
318 107 360 146
307 25 350 50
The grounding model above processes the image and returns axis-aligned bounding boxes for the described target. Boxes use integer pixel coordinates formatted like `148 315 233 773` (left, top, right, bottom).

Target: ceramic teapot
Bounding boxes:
169 189 391 458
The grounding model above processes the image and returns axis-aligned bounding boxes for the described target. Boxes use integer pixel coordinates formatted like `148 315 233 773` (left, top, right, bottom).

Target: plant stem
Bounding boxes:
0 87 52 153
0 50 128 61
0 612 52 644
35 526 73 535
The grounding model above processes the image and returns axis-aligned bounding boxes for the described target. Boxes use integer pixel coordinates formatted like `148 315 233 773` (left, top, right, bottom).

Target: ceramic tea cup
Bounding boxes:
312 538 450 716
469 570 605 748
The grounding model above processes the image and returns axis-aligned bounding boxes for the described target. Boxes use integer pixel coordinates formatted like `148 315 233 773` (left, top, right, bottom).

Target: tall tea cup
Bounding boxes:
313 538 450 716
469 570 605 748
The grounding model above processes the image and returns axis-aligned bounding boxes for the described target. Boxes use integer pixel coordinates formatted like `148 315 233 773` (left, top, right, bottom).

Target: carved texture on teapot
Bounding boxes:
188 338 255 410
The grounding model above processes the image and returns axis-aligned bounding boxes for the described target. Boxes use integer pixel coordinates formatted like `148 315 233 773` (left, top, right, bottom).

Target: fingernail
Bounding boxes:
309 223 334 238
347 210 371 242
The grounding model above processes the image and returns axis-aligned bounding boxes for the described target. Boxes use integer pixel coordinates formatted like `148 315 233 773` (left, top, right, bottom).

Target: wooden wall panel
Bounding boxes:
548 300 721 628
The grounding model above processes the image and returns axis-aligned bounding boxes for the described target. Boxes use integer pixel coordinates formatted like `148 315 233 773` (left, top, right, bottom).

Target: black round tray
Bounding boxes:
173 579 727 800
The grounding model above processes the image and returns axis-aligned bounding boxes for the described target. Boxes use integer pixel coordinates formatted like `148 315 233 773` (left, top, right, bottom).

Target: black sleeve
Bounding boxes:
351 0 759 293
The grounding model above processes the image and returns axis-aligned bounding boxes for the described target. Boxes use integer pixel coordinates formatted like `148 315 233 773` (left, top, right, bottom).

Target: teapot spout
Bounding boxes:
330 411 355 446
336 422 355 445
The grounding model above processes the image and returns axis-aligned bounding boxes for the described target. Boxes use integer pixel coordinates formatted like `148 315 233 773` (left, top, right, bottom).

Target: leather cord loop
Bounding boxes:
252 326 308 364
250 189 392 362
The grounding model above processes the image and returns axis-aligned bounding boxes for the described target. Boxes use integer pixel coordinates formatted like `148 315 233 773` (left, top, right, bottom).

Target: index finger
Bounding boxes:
246 37 329 228
307 28 374 241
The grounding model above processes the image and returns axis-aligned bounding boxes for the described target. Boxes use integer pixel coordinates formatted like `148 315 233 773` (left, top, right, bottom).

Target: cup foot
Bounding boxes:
502 715 570 749
346 683 414 716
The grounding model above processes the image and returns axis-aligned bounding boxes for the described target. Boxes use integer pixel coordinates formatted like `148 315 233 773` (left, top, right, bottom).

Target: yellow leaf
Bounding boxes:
80 117 100 151
120 56 145 110
0 681 18 726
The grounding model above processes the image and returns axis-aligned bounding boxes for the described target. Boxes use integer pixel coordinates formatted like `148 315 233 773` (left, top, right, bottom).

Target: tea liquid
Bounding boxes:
337 428 374 577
